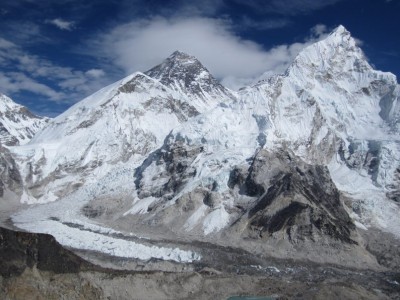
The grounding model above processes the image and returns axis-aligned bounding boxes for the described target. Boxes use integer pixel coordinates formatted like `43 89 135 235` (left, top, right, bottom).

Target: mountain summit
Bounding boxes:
2 26 400 271
145 51 234 107
145 50 214 86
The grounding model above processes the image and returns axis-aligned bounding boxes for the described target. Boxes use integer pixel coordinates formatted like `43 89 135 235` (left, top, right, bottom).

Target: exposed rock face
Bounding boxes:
0 227 95 277
145 51 235 106
0 144 22 199
233 149 356 244
134 133 203 201
134 146 357 247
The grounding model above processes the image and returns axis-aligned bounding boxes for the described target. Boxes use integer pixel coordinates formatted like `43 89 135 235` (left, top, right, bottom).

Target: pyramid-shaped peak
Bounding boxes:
297 24 361 58
284 23 374 84
322 24 356 47
169 50 194 60
331 25 350 36
144 51 233 103
144 51 211 83
161 50 202 67
0 93 22 113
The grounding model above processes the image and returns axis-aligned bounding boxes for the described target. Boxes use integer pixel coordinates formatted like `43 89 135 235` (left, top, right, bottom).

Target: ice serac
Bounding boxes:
0 93 49 146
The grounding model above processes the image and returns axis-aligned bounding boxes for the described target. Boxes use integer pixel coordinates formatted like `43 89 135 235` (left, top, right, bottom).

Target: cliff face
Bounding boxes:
0 227 104 299
0 227 95 277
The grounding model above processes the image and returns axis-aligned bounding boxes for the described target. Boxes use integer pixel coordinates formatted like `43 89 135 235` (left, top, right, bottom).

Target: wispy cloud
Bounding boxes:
0 72 64 100
85 69 105 78
0 37 107 103
0 38 15 49
231 0 344 16
92 17 330 90
46 18 75 31
0 21 49 46
239 17 290 31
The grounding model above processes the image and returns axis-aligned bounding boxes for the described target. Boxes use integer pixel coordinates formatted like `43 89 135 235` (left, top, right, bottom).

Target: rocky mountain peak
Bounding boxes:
331 25 351 37
144 50 215 88
145 51 234 105
323 25 360 52
291 25 364 68
169 50 195 61
145 50 205 81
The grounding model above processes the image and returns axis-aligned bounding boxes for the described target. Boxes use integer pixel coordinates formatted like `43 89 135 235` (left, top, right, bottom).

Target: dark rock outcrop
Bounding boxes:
145 51 234 100
0 144 22 198
0 227 95 278
134 134 203 202
229 149 356 244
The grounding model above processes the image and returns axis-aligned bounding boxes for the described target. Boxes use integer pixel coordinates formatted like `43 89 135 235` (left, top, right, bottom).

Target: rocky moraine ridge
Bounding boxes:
0 25 400 299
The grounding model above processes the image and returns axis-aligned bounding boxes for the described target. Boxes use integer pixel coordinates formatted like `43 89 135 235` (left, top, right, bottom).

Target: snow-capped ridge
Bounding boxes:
251 25 368 88
0 93 49 146
290 25 368 73
331 24 351 37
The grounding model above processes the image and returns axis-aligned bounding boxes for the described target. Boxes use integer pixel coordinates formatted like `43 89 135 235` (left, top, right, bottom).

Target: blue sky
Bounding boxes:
0 0 399 117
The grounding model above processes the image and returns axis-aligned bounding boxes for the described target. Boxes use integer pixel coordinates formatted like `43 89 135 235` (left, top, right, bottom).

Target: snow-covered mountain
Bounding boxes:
3 25 400 268
10 53 234 204
0 93 49 206
0 93 49 146
132 25 400 237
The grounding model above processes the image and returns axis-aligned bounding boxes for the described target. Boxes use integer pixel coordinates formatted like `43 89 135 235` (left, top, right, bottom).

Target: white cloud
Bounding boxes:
0 37 108 103
233 0 345 16
94 17 330 90
311 24 327 37
242 18 290 30
86 68 105 78
46 18 75 31
0 72 64 101
0 38 15 49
